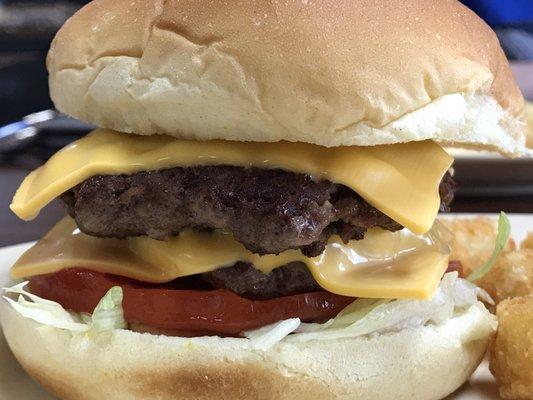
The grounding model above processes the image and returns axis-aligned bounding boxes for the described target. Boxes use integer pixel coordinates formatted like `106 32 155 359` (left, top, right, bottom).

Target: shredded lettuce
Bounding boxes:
247 273 488 344
90 286 127 332
244 318 301 350
467 212 511 282
3 274 489 348
3 282 126 333
3 282 88 331
295 298 389 333
290 273 466 341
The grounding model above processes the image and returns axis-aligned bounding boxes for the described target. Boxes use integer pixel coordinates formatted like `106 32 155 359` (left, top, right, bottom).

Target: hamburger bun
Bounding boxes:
47 0 526 155
0 298 496 400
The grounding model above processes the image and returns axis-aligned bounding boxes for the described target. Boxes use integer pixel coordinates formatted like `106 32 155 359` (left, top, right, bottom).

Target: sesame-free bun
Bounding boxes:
1 299 496 400
47 0 526 155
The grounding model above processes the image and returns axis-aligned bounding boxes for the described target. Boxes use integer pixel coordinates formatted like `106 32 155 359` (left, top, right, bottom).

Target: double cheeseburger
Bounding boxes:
1 1 527 399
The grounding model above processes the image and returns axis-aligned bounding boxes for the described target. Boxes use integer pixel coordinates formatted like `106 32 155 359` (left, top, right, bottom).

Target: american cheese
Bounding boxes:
11 217 451 299
10 129 453 234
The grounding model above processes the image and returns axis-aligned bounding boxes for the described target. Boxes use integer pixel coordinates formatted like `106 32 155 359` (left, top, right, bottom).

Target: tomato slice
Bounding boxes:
28 269 355 336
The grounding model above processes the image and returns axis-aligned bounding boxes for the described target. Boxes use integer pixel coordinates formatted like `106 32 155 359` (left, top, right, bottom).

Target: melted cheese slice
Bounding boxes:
11 218 451 299
10 129 452 234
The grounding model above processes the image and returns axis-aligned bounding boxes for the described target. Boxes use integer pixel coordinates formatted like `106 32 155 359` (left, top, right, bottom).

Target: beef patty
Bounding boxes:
192 259 461 301
202 262 320 300
61 166 455 256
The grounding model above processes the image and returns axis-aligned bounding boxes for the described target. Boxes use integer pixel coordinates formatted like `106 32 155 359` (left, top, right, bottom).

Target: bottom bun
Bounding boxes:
0 301 495 400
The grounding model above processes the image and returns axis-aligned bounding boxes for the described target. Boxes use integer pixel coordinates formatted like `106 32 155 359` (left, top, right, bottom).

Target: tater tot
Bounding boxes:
440 217 516 277
490 295 533 400
441 217 533 304
521 233 533 250
477 249 533 304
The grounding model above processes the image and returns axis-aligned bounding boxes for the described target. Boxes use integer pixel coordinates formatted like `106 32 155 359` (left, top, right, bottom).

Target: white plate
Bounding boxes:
1 214 532 400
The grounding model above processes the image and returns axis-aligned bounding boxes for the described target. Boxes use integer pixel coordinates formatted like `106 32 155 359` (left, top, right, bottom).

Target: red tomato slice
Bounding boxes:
28 269 355 336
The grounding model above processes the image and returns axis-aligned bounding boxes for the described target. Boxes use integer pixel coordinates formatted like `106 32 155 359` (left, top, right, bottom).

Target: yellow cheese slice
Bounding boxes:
10 129 453 234
11 217 451 299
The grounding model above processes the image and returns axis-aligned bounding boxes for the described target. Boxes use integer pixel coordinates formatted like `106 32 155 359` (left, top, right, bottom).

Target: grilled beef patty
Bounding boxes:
61 166 455 256
202 262 320 300
201 257 462 301
201 259 462 301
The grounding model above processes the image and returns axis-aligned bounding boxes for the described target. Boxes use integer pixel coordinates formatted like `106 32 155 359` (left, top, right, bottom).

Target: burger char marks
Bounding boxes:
60 166 455 256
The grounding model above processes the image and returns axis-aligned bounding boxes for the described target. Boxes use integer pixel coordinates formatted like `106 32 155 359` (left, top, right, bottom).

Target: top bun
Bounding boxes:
48 0 526 155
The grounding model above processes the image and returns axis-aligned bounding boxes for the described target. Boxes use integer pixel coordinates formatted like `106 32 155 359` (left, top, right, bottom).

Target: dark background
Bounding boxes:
0 0 532 246
0 1 88 124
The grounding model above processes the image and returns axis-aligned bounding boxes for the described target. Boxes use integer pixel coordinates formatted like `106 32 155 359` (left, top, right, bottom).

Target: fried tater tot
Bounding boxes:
440 217 516 277
478 249 533 304
521 233 533 250
490 295 533 400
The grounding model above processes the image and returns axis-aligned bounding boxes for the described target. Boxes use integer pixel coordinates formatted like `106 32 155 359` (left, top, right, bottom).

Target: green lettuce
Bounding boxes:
467 212 511 282
3 282 88 331
245 272 490 347
3 283 126 333
90 286 127 332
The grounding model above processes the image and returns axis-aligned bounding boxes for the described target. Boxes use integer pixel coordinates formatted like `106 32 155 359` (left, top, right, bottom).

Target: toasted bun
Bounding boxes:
47 0 525 155
1 299 496 400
